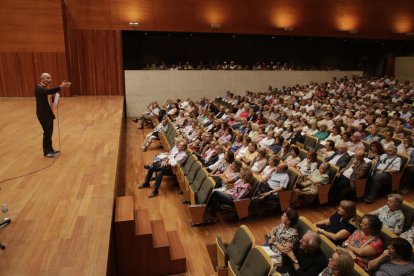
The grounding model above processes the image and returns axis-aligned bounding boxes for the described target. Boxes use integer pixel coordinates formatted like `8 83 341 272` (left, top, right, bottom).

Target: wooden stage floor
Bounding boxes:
0 96 124 275
1 96 413 275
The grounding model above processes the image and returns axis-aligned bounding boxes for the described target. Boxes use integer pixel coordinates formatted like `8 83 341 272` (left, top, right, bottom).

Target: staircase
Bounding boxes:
115 196 187 275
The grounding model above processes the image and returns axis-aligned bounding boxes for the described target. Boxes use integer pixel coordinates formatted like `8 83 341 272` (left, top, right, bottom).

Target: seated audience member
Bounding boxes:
364 125 382 143
400 149 414 194
367 141 385 160
269 136 284 155
263 209 299 267
393 125 406 140
319 248 354 276
250 148 268 173
285 146 301 167
342 214 383 271
315 200 357 245
368 238 414 275
205 168 253 224
291 163 329 207
138 140 188 198
234 137 251 160
133 101 160 128
241 142 259 166
369 194 405 235
217 127 232 145
306 123 319 136
365 145 401 203
255 162 290 200
348 132 365 153
314 124 330 141
260 155 280 181
358 123 370 140
141 118 168 151
380 131 396 150
209 150 234 175
259 131 275 149
339 132 352 147
174 110 187 128
282 125 294 141
228 133 244 152
252 126 266 143
397 138 414 156
318 140 336 160
326 126 342 145
296 150 318 176
404 117 414 130
400 222 414 247
326 143 352 170
204 145 224 168
328 149 370 204
212 160 242 188
277 230 326 276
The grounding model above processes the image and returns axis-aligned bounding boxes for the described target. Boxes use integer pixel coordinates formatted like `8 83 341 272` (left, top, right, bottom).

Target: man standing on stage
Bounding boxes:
35 73 71 158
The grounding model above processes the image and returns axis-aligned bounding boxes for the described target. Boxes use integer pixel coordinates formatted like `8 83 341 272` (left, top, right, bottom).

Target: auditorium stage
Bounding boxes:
0 96 124 275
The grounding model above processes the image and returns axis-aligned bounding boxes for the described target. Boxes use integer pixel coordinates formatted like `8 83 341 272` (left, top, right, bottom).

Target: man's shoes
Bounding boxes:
138 183 150 189
144 165 150 170
132 118 139 123
149 190 159 198
45 152 56 158
53 150 60 154
364 196 375 204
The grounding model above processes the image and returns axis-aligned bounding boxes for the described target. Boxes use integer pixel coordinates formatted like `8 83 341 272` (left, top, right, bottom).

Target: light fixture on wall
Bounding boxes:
128 22 140 26
210 23 221 29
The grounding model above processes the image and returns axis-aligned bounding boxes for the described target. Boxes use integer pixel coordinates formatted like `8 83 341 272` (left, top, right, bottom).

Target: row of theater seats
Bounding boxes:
214 221 367 276
156 116 340 224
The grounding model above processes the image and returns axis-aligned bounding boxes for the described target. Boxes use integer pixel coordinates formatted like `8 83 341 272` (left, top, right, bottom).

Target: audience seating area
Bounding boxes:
134 75 414 275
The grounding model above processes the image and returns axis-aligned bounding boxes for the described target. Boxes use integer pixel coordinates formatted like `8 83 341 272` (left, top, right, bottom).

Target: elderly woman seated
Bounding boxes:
368 238 414 275
291 163 330 208
369 194 405 235
250 148 268 173
262 208 299 267
319 248 354 276
211 160 242 188
342 214 384 271
205 168 253 224
315 200 357 245
296 150 318 177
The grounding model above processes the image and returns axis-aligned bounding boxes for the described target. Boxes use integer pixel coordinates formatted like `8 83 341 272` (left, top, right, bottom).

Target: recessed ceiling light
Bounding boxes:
128 22 140 26
210 23 221 29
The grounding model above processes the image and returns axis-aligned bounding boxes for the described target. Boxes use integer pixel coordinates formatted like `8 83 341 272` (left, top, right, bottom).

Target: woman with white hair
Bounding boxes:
369 194 405 235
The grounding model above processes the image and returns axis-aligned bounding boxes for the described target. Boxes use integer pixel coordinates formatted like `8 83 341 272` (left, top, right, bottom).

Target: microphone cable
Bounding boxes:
0 98 62 185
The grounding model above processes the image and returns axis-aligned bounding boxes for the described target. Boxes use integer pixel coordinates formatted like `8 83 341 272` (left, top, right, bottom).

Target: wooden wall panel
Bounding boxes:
66 29 124 95
0 53 67 97
63 0 414 40
0 0 65 52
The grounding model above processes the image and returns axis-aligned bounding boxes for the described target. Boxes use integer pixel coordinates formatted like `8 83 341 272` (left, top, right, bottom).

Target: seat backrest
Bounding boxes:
327 164 339 184
239 247 272 276
247 176 261 198
398 153 409 173
401 201 414 232
183 154 196 174
195 177 215 204
187 161 202 182
320 235 336 262
299 149 308 160
380 228 397 248
304 135 317 150
286 167 300 191
191 168 208 192
227 225 256 269
297 216 316 238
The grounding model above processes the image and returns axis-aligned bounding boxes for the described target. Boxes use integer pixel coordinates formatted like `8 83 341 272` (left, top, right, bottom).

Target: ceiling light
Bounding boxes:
128 22 140 26
210 23 221 29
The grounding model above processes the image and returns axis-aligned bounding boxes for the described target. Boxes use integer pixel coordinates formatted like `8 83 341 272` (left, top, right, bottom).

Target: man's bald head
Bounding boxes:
40 73 52 86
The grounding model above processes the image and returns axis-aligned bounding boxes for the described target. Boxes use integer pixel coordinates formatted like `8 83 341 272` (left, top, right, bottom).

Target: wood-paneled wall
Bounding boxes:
65 29 124 96
0 53 67 97
63 0 414 40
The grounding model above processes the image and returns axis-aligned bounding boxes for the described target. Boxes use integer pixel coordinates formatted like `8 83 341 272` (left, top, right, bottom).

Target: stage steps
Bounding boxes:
115 196 187 275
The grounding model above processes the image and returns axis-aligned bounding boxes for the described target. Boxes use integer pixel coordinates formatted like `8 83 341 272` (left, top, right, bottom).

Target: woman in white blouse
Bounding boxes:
251 148 268 173
296 150 318 176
